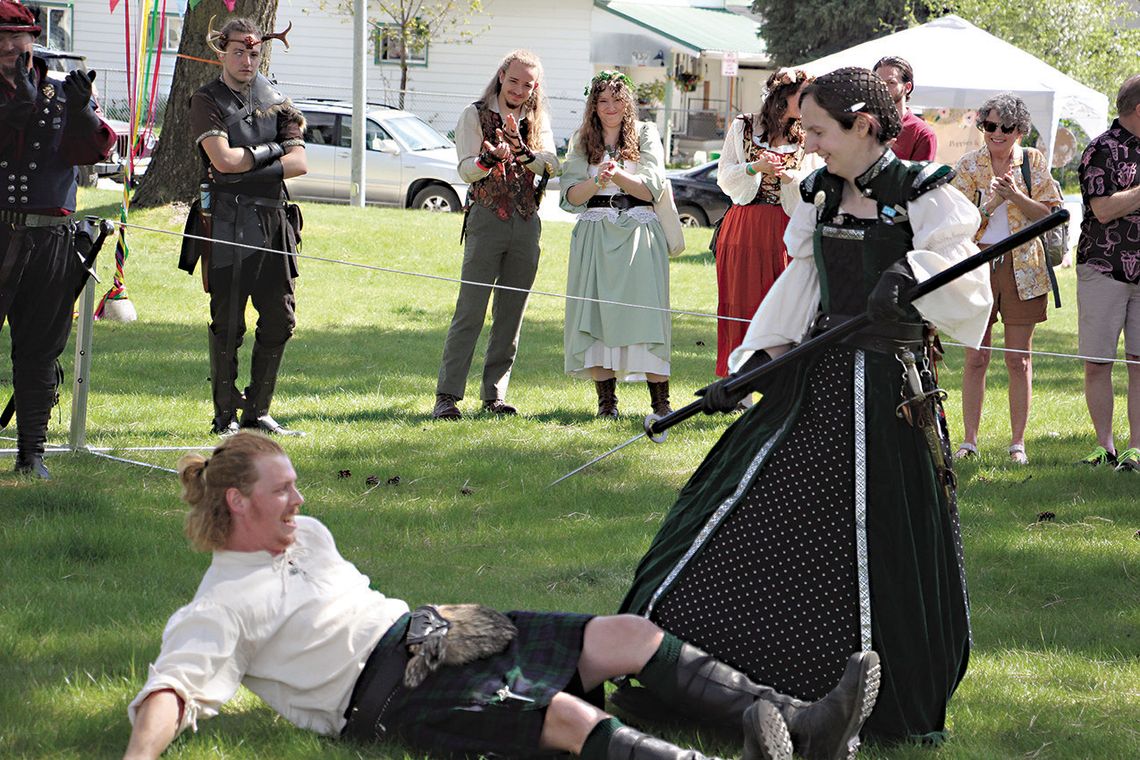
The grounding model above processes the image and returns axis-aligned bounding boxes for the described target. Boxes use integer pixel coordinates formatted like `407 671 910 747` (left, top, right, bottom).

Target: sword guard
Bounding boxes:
644 414 667 443
895 400 915 425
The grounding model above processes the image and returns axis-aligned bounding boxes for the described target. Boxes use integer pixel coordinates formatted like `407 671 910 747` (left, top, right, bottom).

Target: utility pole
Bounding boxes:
350 0 367 207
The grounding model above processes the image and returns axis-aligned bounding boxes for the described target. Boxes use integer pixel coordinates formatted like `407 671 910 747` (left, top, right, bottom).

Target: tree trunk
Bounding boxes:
133 0 281 207
399 56 409 110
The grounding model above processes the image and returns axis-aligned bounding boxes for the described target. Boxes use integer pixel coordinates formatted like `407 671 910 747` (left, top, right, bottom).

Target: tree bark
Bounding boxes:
133 0 281 207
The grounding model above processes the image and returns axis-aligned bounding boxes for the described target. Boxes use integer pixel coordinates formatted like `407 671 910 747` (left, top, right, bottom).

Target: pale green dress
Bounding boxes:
560 122 671 381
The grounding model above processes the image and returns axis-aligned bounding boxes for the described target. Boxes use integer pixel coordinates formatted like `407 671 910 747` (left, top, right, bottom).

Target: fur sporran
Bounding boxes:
404 604 518 688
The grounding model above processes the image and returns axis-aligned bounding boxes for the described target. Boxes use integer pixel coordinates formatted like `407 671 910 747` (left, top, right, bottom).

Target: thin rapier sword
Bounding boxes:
547 430 648 488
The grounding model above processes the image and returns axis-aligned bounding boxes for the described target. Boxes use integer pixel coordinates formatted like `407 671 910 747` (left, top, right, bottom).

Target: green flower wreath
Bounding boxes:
584 70 634 96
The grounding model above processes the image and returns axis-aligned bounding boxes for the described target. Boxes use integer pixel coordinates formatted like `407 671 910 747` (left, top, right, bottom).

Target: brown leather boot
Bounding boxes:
595 378 619 418
646 380 672 416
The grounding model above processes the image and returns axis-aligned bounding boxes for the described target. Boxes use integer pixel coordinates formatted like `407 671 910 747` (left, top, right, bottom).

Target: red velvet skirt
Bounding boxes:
715 202 791 377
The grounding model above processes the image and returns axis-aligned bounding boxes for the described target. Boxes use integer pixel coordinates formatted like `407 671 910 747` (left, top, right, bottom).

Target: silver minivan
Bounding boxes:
287 99 467 211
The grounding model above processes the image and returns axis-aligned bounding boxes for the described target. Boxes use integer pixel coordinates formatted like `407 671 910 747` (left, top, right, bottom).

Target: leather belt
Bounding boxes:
586 194 653 211
212 190 287 209
0 210 73 227
341 623 411 741
811 312 927 354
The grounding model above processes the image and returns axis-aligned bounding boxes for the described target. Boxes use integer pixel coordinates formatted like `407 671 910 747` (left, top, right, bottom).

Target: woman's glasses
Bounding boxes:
979 121 1017 134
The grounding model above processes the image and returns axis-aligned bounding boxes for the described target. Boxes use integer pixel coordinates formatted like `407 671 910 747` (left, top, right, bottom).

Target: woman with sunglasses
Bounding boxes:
950 93 1062 464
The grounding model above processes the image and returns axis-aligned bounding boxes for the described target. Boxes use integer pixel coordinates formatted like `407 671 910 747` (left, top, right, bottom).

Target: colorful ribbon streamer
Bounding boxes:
96 0 168 318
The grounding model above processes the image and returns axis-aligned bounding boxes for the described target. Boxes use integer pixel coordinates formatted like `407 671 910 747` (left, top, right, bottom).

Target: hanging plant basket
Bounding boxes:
671 72 701 93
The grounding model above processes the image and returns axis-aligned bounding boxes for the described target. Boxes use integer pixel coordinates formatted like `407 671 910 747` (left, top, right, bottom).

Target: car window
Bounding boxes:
382 115 452 151
700 164 718 183
336 118 392 150
303 111 337 147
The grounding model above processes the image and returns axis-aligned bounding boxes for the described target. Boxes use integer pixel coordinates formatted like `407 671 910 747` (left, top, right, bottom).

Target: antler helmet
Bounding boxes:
206 15 292 56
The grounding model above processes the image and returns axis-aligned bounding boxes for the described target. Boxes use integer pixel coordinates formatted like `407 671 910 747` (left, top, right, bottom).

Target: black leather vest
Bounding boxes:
196 75 287 199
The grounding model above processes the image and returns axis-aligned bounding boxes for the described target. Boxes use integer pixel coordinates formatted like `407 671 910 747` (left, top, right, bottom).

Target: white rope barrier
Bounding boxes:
117 220 753 324
119 219 1140 367
941 342 1140 367
84 450 178 474
5 213 1138 477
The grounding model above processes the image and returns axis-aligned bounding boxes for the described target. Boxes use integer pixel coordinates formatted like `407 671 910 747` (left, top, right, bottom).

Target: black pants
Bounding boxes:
207 250 296 424
0 223 82 457
208 252 296 354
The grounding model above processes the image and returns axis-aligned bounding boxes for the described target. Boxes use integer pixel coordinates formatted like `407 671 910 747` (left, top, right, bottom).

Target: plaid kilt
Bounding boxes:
375 609 598 758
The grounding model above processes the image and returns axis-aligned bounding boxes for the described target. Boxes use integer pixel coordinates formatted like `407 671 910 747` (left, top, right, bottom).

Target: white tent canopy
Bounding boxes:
797 15 1109 167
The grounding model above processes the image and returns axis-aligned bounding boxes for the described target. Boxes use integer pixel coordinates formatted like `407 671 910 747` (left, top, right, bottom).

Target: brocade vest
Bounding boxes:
739 115 805 207
800 150 954 319
467 102 539 221
0 61 85 213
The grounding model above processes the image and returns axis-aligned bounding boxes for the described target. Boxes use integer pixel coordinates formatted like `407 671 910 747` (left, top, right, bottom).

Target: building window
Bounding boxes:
373 22 428 67
27 2 73 51
145 12 183 52
160 14 183 52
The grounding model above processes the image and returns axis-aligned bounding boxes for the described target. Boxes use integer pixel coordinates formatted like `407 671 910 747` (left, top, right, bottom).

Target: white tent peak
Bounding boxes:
797 14 1109 166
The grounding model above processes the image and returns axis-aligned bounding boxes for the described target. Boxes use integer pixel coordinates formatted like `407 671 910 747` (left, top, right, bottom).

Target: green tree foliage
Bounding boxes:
749 0 931 65
926 0 1140 106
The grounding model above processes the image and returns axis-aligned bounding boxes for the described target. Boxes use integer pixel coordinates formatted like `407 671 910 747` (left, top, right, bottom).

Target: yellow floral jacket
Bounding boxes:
952 144 1062 301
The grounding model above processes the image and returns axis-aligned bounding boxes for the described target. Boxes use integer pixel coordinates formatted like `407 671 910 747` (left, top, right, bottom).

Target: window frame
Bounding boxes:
372 22 428 68
28 2 74 52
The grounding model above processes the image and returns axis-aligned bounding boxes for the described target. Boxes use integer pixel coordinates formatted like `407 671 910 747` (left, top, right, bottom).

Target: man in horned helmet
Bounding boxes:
178 16 307 437
0 0 115 479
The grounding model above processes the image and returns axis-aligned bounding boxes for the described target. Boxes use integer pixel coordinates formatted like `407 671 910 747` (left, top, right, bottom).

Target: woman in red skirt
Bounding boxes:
715 68 821 384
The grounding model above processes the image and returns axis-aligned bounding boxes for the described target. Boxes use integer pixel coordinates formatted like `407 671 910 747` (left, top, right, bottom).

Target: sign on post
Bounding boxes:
721 52 738 77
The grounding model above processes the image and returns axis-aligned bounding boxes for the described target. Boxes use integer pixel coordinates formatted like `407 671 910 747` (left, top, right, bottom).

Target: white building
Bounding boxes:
32 0 773 158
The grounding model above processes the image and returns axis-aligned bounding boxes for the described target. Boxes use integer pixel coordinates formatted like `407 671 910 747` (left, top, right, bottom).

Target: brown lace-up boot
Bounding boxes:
595 378 618 418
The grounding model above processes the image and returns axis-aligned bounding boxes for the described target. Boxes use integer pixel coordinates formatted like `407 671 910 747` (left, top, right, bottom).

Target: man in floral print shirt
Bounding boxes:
1076 74 1140 471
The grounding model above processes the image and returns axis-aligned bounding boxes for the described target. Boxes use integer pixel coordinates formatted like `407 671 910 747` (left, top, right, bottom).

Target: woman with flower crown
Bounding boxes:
713 68 822 393
561 71 674 419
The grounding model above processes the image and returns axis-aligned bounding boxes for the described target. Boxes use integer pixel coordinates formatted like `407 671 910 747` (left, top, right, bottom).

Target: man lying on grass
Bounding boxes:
123 432 880 760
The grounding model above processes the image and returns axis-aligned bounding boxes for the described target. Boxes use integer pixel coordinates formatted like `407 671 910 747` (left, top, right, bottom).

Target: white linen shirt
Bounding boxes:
728 182 992 372
127 516 410 737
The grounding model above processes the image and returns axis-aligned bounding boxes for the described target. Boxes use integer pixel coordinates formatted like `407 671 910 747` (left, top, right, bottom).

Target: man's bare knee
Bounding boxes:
540 691 610 754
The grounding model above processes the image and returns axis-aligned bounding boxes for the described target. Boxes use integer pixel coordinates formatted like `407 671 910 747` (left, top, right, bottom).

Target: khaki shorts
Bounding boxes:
1077 263 1140 361
985 248 1048 327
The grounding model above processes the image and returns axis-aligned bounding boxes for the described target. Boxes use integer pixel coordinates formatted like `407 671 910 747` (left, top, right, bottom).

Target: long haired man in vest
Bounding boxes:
0 0 115 478
432 50 558 419
180 17 307 437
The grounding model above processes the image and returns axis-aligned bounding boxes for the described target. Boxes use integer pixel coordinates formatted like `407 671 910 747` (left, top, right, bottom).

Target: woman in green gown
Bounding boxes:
621 68 993 745
561 71 673 419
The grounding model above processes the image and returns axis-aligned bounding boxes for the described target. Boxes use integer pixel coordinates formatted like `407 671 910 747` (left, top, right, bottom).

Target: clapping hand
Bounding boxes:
478 137 511 169
0 51 37 126
62 68 97 113
991 171 1019 201
497 113 522 148
750 150 786 177
595 157 618 187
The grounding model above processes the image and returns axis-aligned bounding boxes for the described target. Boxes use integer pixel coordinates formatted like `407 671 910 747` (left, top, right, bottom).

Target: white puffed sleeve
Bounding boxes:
727 197 820 371
905 184 992 348
716 117 763 205
127 600 247 735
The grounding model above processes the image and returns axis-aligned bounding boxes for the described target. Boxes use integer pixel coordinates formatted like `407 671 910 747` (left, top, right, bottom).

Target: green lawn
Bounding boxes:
1 189 1137 759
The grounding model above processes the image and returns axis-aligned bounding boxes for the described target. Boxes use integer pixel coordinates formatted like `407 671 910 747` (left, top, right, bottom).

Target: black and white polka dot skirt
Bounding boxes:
652 345 860 701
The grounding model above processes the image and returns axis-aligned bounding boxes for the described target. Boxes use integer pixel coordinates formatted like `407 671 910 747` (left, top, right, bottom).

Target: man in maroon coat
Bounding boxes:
0 0 115 479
